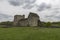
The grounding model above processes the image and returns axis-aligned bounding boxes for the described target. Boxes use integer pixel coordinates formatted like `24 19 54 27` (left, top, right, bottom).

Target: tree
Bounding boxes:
45 22 52 27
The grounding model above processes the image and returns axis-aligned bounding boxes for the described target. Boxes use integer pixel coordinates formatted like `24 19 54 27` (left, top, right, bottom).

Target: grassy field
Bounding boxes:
0 27 60 40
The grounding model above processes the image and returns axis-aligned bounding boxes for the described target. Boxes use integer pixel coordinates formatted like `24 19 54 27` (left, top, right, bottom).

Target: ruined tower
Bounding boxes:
28 12 40 26
13 15 25 26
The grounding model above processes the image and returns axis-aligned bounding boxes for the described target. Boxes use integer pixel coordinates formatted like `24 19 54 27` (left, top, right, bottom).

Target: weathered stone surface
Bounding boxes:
28 12 39 26
13 12 41 27
18 18 28 26
13 15 25 26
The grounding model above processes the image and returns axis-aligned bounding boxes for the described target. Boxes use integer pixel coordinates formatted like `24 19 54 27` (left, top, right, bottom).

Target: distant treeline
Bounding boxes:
0 21 13 28
0 21 60 28
41 22 60 28
0 21 13 25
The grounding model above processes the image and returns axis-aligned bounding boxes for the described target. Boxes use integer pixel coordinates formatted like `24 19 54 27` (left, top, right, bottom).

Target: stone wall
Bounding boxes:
13 15 25 26
13 12 41 27
18 18 28 26
28 12 39 26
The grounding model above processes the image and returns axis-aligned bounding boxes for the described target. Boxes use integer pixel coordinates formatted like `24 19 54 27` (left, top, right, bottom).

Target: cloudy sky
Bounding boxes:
0 0 60 22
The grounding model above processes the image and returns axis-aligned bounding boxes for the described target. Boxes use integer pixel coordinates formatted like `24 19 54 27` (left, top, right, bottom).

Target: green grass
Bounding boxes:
0 27 60 40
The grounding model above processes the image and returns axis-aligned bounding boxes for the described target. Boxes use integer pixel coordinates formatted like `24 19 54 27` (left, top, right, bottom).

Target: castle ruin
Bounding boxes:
13 12 41 27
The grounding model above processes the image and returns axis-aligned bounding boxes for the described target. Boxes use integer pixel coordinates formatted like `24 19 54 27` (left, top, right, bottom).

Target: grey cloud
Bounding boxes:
8 0 36 9
37 3 47 11
8 0 24 6
44 7 60 21
45 15 60 22
54 16 60 19
51 8 60 13
8 0 51 11
26 5 35 9
0 13 13 22
8 0 36 6
23 3 51 10
37 3 51 11
45 14 60 20
25 0 36 4
0 0 3 1
23 4 35 9
22 0 36 9
46 5 51 9
46 15 60 20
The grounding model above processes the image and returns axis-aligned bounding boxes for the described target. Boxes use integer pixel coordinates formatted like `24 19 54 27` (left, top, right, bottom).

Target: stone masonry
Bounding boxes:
13 12 41 27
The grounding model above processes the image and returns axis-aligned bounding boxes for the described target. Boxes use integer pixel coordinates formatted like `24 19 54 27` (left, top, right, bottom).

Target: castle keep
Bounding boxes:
13 12 41 27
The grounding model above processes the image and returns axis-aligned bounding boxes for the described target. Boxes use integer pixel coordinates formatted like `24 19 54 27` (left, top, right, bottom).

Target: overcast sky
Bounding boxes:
0 0 60 22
